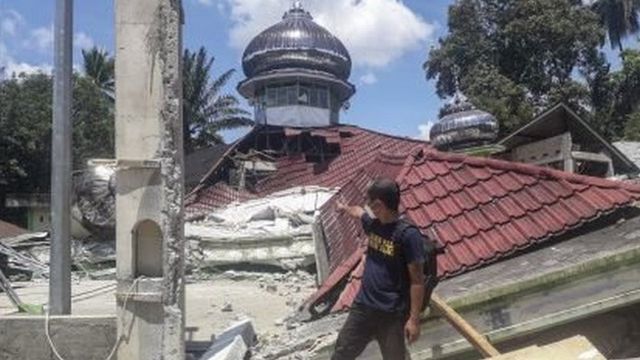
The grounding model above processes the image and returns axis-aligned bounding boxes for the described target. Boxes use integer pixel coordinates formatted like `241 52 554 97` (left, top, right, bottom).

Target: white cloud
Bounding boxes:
223 0 435 69
359 72 378 85
25 26 54 52
1 43 51 78
418 121 434 141
1 10 24 37
4 61 52 77
23 25 95 52
1 34 51 79
74 32 95 50
197 0 214 6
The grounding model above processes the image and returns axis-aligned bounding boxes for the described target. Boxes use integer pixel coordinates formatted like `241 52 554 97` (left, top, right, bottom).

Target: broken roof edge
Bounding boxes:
188 124 429 193
187 132 252 198
415 147 640 194
433 207 640 296
497 102 640 175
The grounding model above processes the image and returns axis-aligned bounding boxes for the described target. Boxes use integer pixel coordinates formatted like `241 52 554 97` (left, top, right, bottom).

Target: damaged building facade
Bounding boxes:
184 3 640 359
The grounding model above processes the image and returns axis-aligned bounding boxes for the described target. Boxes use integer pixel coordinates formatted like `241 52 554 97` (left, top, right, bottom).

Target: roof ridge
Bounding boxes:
337 123 430 145
417 148 640 193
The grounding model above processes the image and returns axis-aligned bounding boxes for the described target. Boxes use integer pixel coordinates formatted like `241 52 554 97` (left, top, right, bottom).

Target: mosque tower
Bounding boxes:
237 1 355 127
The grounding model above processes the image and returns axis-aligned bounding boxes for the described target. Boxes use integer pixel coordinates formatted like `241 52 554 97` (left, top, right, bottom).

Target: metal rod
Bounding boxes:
49 0 73 315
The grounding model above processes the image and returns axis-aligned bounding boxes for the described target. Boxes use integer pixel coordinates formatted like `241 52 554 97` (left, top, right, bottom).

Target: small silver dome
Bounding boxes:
241 3 352 80
430 94 499 151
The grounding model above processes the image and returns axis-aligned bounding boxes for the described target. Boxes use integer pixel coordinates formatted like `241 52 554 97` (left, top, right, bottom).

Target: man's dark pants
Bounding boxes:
331 303 407 360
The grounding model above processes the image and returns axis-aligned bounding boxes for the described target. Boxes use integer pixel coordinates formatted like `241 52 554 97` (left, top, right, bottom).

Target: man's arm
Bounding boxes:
336 201 365 219
405 261 425 344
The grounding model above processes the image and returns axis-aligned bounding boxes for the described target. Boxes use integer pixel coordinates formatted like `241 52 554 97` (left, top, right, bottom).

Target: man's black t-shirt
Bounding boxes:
354 213 425 313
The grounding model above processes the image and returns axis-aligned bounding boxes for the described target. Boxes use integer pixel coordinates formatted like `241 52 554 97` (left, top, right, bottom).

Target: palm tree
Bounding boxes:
81 47 115 100
183 47 253 154
590 0 640 50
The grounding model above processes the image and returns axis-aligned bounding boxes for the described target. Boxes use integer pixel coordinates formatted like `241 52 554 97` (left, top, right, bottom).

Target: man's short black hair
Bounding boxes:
367 177 400 211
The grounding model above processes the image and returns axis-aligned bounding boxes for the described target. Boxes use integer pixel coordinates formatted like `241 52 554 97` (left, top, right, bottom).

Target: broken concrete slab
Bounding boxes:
200 319 257 359
186 187 336 270
200 335 248 360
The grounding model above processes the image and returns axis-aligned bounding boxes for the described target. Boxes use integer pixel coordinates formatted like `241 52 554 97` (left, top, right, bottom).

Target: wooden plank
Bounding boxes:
312 217 330 283
430 293 501 358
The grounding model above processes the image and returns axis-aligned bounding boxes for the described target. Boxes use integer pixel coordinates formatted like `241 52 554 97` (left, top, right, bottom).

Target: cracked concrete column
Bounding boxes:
114 1 184 359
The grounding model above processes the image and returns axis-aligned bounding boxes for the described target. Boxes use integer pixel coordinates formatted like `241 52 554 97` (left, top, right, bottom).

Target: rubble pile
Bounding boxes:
186 187 336 271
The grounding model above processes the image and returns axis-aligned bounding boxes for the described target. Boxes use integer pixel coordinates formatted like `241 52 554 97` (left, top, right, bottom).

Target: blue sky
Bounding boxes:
0 0 635 142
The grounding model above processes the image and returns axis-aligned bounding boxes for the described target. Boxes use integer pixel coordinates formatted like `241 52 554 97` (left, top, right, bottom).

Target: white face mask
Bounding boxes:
364 204 376 218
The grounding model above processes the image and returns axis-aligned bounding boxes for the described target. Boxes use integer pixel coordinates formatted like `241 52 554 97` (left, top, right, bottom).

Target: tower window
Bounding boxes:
260 84 330 109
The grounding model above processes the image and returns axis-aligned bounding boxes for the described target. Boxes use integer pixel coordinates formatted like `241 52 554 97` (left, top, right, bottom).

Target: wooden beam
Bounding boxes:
571 151 612 164
430 294 501 358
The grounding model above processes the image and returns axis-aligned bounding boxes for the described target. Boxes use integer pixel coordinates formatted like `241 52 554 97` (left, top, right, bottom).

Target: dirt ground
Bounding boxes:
0 271 316 342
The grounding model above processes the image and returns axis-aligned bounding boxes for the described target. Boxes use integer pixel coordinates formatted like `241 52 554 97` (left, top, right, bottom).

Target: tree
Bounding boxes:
590 0 640 50
624 111 640 140
425 0 605 135
81 47 115 100
72 76 115 169
0 74 53 193
0 73 114 195
182 47 253 154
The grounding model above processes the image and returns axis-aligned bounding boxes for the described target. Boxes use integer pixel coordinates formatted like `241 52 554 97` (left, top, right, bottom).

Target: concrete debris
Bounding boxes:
185 187 336 270
0 233 49 279
221 302 233 312
252 313 345 360
0 233 118 281
201 335 247 360
200 319 257 360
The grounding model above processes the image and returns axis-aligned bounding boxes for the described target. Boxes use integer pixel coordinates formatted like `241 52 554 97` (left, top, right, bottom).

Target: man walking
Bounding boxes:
332 177 426 360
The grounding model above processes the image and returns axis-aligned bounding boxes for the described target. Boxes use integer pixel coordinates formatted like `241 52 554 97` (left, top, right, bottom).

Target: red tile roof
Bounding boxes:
185 125 425 213
183 124 640 314
0 219 28 239
305 148 640 313
186 182 257 218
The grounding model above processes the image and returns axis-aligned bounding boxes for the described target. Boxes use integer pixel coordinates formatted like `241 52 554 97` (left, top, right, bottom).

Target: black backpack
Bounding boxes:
393 219 442 312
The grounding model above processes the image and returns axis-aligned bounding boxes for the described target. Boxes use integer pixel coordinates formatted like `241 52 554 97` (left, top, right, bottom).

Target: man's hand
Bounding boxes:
404 316 420 344
335 201 365 219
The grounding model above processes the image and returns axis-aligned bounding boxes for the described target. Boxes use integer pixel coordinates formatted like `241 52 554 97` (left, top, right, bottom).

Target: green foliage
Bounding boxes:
590 0 640 50
425 0 605 134
624 111 640 140
458 64 534 136
81 46 115 99
0 74 53 192
589 46 640 139
0 73 114 194
183 47 253 154
72 76 115 169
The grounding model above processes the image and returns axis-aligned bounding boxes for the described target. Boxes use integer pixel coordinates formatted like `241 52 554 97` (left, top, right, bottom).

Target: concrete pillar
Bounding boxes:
114 1 184 359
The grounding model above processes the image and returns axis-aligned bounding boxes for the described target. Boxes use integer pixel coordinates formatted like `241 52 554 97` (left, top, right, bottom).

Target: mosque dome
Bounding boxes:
430 94 499 151
241 2 352 81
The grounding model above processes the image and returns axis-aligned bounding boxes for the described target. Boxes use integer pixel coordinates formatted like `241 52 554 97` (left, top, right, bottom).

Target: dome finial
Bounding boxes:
292 1 303 10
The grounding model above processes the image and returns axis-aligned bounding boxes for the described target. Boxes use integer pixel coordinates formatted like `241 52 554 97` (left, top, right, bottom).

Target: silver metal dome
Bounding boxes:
430 94 499 150
241 3 352 80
